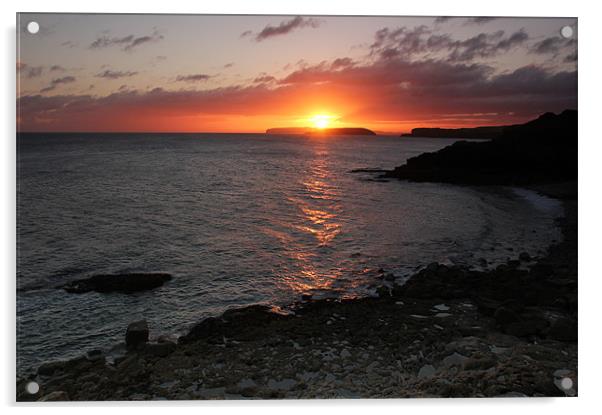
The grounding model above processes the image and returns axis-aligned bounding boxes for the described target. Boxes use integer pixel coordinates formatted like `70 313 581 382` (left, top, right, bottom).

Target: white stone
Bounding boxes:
417 364 436 379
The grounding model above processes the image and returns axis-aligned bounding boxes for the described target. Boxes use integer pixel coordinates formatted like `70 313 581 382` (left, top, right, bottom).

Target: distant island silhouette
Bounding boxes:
401 125 511 139
266 127 376 136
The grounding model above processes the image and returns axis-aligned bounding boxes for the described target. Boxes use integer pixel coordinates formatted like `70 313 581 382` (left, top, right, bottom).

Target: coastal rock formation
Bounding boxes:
61 273 172 294
401 125 508 139
385 110 577 186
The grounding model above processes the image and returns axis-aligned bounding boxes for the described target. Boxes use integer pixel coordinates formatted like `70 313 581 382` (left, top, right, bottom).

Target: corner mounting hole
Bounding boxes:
27 21 40 34
560 25 573 39
561 377 573 390
26 381 39 394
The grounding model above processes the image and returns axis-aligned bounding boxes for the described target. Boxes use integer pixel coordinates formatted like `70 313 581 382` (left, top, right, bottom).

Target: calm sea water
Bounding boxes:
17 133 563 373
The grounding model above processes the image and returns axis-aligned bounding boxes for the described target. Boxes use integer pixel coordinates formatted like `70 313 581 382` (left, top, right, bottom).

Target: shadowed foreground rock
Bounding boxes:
61 273 172 294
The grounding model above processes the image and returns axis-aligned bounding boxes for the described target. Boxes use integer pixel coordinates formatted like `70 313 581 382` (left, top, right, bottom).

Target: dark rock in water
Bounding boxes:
548 317 577 342
62 273 172 294
519 252 531 261
126 320 149 350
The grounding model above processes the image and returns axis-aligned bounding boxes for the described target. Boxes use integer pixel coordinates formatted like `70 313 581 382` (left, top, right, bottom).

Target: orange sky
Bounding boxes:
17 14 577 133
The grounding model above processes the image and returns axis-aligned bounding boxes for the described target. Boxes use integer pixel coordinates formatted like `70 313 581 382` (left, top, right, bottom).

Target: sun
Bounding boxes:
310 114 335 129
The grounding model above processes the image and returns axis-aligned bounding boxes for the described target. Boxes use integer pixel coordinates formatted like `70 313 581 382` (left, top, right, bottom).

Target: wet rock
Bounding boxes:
376 286 390 298
417 364 436 379
38 391 69 401
126 320 149 349
504 320 545 337
493 306 520 326
237 378 259 396
442 352 469 368
86 349 104 362
463 357 496 370
37 360 66 376
62 273 172 294
267 378 297 391
144 341 176 357
548 317 577 342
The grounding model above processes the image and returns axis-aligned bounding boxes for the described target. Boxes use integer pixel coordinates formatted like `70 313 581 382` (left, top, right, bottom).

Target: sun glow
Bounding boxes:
309 114 335 129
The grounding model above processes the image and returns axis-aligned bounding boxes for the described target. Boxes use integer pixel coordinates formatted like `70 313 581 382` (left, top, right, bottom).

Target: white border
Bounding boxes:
2 0 601 413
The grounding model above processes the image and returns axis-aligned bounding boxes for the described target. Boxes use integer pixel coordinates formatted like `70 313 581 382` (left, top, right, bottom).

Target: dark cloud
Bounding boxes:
89 31 163 52
90 34 134 49
252 16 321 42
96 70 139 79
434 17 452 24
449 30 528 61
40 76 76 93
465 17 497 25
565 52 577 63
26 66 44 78
253 75 276 83
370 26 528 62
224 63 234 68
17 63 44 78
176 74 211 82
240 30 252 38
50 65 66 72
330 57 355 70
530 36 575 55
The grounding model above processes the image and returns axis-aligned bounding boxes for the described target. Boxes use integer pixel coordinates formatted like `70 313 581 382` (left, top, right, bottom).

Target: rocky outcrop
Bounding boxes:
401 125 508 139
386 110 577 186
62 273 172 294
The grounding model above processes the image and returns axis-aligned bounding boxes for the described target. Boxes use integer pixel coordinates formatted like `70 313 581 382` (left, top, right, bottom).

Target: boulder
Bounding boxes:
126 320 149 349
62 273 172 294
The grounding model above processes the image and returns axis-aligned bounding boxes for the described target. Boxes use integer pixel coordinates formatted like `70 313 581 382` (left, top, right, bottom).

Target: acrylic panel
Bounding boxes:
16 13 577 401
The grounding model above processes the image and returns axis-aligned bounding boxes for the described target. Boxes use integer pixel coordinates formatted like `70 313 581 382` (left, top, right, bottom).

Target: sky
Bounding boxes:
17 13 577 133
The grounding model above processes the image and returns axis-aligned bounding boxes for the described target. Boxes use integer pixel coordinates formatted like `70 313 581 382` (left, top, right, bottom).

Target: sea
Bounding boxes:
16 132 564 374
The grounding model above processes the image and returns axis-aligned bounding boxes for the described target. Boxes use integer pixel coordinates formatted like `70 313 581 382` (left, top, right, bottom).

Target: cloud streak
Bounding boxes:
95 70 139 79
89 31 163 52
370 26 529 62
40 76 76 93
246 17 322 42
175 74 211 82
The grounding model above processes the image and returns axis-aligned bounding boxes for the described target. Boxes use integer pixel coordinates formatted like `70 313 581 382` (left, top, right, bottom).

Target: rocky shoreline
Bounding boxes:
17 182 577 401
